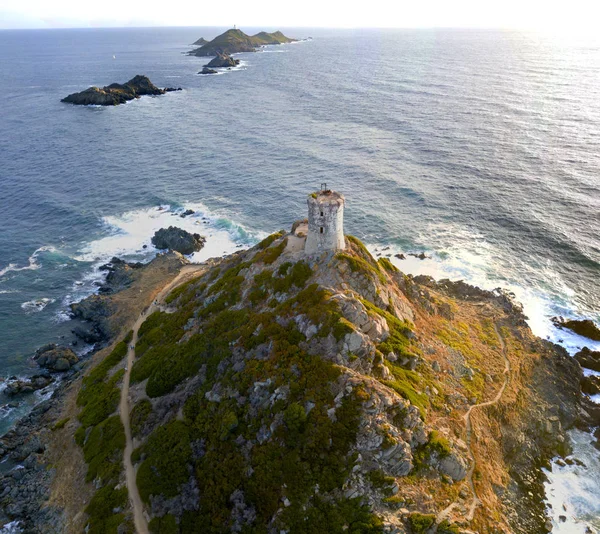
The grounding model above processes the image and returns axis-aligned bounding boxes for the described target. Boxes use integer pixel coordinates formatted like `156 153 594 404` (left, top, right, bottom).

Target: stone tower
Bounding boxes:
304 187 345 254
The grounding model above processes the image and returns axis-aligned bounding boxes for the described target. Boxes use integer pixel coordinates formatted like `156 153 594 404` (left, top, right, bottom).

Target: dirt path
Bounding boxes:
119 265 206 534
435 322 511 528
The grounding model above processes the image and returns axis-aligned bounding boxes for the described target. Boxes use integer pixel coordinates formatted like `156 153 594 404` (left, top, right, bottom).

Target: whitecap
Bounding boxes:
20 298 55 314
0 246 56 278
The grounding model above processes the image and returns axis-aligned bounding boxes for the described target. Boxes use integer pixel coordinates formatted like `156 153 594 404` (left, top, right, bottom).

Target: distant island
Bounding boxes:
61 75 181 106
189 28 296 57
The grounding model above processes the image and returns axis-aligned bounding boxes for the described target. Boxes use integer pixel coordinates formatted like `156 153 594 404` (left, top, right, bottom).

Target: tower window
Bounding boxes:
320 227 324 234
320 211 324 216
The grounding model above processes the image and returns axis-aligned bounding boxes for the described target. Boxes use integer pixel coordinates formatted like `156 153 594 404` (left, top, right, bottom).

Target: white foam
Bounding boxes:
0 520 21 533
58 203 265 321
0 246 56 278
20 298 55 314
368 224 600 356
544 430 600 533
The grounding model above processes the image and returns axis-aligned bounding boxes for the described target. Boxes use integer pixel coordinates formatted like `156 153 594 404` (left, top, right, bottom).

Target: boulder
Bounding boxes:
33 345 78 372
204 53 240 69
581 375 600 396
151 226 206 255
62 75 172 106
552 317 600 341
199 67 218 75
574 347 600 372
4 375 53 396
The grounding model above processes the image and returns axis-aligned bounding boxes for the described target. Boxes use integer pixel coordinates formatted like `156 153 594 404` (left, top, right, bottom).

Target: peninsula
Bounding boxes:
188 28 296 57
61 75 181 106
0 190 598 534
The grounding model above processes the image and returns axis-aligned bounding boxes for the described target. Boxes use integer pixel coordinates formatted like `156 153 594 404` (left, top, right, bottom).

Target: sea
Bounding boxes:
0 26 598 531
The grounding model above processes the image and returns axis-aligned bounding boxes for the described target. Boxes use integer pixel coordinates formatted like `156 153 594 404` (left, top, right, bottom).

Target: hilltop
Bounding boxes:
3 225 596 533
188 28 296 57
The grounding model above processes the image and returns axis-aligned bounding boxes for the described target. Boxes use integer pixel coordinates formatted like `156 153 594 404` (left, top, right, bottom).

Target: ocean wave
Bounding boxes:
0 246 56 279
20 298 55 314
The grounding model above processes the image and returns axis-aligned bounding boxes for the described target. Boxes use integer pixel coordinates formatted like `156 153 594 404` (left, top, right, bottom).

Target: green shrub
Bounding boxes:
408 513 436 533
378 257 398 273
256 231 285 250
131 399 152 438
82 415 125 484
51 417 69 431
149 514 178 534
85 485 128 534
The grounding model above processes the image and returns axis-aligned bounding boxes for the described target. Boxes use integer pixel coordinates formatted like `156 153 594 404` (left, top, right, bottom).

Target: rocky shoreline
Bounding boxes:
0 244 598 532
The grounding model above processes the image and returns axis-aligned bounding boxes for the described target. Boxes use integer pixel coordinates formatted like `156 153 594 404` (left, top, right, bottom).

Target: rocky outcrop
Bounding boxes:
204 52 240 68
98 257 143 295
61 75 180 106
151 226 206 255
192 37 207 46
4 375 53 396
199 67 218 75
70 295 116 343
552 317 600 341
581 375 600 395
33 345 78 372
574 347 600 372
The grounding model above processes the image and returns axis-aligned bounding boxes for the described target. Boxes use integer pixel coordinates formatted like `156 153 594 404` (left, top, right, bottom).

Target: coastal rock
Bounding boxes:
151 226 206 255
581 375 600 396
192 37 208 46
62 75 172 106
199 67 218 75
98 257 143 295
552 317 600 341
4 375 53 396
33 345 78 372
204 53 240 68
574 347 600 372
70 295 116 342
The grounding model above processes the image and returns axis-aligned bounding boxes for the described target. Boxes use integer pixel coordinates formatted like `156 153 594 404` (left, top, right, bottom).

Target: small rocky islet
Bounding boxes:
61 75 181 106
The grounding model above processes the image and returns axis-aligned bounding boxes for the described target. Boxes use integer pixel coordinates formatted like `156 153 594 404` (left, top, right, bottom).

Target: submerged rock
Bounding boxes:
61 75 175 106
151 226 206 255
199 67 218 75
33 345 78 372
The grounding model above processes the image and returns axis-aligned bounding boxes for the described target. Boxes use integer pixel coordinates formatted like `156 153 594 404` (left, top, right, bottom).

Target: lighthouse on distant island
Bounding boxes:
304 185 346 254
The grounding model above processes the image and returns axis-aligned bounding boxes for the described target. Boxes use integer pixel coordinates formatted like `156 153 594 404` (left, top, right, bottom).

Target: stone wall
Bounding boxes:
304 191 345 254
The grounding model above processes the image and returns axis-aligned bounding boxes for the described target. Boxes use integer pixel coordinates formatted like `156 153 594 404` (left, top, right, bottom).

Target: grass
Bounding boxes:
51 417 69 431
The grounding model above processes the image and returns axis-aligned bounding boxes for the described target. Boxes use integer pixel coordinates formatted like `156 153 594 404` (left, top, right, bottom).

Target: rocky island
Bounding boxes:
61 75 181 106
0 190 598 534
188 28 296 57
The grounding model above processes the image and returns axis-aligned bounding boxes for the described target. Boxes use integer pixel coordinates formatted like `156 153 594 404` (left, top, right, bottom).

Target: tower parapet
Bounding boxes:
304 188 345 254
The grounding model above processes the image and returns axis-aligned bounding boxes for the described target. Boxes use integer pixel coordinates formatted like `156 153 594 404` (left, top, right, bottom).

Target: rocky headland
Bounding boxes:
0 230 597 534
188 28 296 57
61 75 182 106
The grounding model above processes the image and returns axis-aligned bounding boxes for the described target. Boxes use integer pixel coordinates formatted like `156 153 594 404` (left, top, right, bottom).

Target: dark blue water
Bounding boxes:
0 26 599 531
